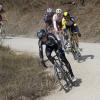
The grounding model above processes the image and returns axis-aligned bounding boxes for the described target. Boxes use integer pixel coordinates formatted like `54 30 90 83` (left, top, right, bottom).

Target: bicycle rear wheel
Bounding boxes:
71 34 81 60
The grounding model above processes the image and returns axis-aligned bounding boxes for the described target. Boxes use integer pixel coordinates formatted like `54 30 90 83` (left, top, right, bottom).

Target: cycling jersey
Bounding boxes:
62 16 80 34
38 33 59 59
53 13 62 31
62 17 67 30
62 16 74 29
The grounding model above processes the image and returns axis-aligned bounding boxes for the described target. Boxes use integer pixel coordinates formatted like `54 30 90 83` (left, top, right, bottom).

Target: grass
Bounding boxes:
0 45 56 100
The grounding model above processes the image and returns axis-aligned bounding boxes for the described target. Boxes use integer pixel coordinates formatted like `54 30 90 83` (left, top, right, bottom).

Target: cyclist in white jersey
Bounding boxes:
52 8 65 50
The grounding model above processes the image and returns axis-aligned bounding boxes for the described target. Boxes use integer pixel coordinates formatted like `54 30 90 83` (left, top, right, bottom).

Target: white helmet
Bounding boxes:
56 8 62 14
47 8 53 13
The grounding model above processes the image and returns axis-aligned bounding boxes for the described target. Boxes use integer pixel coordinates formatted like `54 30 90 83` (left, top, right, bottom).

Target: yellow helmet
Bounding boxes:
63 11 68 17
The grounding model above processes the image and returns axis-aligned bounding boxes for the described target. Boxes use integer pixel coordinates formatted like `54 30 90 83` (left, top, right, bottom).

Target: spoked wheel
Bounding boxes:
54 65 72 92
71 47 81 60
71 36 81 61
73 46 82 61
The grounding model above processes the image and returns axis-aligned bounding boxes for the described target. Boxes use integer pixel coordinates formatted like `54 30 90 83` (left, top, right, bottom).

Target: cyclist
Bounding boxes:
0 3 7 34
52 8 65 51
43 8 54 32
62 11 81 47
53 8 63 32
37 29 77 82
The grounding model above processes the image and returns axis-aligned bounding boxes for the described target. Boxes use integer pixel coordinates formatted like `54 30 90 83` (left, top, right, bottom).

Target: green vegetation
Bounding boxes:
0 45 56 100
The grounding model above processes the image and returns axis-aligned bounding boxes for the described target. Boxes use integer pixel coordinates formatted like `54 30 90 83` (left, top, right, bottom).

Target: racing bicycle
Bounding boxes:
43 54 80 92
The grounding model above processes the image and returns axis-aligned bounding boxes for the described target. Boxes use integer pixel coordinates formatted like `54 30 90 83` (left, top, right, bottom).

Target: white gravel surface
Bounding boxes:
3 37 100 100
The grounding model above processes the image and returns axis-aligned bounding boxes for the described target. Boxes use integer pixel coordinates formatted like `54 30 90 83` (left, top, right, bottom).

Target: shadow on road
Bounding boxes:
74 78 82 87
78 54 94 63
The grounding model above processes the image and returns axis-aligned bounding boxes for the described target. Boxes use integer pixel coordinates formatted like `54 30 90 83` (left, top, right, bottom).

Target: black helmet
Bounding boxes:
47 8 53 13
37 29 47 39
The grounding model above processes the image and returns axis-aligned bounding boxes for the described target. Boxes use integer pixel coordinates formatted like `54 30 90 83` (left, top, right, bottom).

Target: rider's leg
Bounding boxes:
75 26 81 37
75 26 81 47
54 31 65 52
59 33 65 50
54 32 61 41
71 25 80 47
75 34 79 47
46 47 55 64
63 29 69 44
58 48 75 78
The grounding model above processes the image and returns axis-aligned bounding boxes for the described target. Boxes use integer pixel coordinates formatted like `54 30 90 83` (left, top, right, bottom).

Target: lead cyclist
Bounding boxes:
37 29 77 82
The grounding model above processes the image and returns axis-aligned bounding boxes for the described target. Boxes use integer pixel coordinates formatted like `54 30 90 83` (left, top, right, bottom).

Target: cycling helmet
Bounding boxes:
37 29 47 39
56 8 62 14
47 8 53 13
63 11 68 17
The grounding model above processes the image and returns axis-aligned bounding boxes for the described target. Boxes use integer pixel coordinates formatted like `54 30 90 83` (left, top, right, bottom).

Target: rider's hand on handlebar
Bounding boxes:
40 58 48 68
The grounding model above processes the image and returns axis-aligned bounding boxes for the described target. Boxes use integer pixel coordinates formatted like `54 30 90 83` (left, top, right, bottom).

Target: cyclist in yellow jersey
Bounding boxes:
62 11 81 49
62 11 81 37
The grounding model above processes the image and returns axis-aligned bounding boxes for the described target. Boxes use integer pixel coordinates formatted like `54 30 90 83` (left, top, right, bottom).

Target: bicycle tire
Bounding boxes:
71 34 81 60
54 62 72 92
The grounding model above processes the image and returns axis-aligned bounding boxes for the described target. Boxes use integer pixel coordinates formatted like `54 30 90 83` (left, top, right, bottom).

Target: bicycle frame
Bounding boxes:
55 55 74 91
70 33 79 52
64 27 81 61
44 54 73 91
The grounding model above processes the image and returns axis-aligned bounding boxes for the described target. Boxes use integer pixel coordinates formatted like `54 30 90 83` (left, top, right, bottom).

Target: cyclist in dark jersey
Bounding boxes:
37 29 77 82
44 8 54 31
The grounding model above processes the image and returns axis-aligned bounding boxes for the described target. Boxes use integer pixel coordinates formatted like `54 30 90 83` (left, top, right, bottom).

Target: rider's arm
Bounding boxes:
38 40 48 68
70 16 78 26
53 14 58 32
38 40 44 59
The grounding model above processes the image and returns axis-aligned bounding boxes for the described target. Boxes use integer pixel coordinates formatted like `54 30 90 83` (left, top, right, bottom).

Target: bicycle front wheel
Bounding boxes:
54 65 72 92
